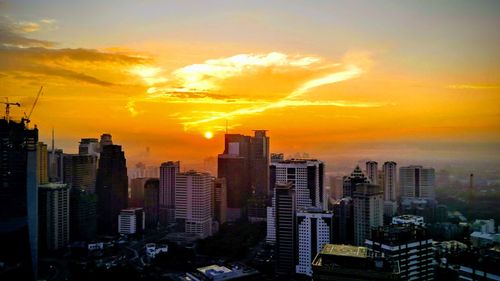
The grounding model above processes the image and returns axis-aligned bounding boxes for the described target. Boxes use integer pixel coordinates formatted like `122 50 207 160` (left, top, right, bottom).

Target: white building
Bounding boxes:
353 184 383 246
118 208 145 235
365 161 378 185
400 165 435 200
296 209 333 276
392 215 425 226
175 170 213 239
274 159 325 210
266 206 275 243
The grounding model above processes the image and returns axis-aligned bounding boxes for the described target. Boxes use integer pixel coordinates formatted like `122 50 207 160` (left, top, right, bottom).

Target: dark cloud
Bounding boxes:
0 25 54 47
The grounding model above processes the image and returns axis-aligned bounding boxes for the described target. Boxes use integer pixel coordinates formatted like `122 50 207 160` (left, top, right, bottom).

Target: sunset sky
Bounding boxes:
1 0 499 171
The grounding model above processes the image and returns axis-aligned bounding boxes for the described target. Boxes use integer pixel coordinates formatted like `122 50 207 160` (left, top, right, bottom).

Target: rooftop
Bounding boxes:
320 244 368 258
38 183 68 189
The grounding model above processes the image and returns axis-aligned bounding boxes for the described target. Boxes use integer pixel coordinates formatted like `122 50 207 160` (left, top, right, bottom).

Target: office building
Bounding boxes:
118 208 145 235
312 244 400 280
48 148 64 183
366 224 434 280
129 177 149 207
383 161 398 217
274 158 325 210
353 184 383 245
212 178 227 225
175 171 213 239
38 183 70 252
99 133 113 147
275 182 296 275
78 138 100 157
0 119 38 280
296 209 333 276
96 143 128 234
366 161 378 185
343 165 369 198
37 142 48 184
69 187 97 241
144 178 159 228
70 154 98 193
332 197 354 245
159 161 179 225
400 165 435 200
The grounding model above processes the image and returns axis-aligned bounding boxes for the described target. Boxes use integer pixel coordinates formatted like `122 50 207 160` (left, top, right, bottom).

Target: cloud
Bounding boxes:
447 84 500 90
0 25 54 47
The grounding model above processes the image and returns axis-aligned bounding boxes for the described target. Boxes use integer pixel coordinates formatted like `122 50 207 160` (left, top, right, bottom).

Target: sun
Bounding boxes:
204 131 214 139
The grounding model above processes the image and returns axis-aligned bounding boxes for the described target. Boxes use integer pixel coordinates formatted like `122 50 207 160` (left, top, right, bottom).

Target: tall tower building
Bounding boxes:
144 178 159 229
175 171 213 239
159 161 179 225
79 138 100 157
274 159 325 210
37 142 48 185
38 183 70 252
365 161 378 185
382 161 398 217
332 197 354 245
250 130 270 196
399 165 435 200
213 178 227 225
296 209 333 276
70 155 98 193
275 182 296 276
96 143 128 234
0 119 38 280
342 165 369 198
69 187 97 242
353 184 383 246
48 148 64 183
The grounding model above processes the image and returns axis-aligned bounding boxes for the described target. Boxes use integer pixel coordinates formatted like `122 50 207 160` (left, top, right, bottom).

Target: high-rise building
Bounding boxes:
130 177 149 207
296 209 333 276
144 178 159 229
69 187 97 242
38 183 70 252
332 197 354 245
383 161 398 217
400 165 435 200
312 244 400 281
37 142 48 184
213 178 227 225
96 143 128 234
342 165 369 198
79 138 100 157
99 133 113 148
48 148 64 183
365 161 378 185
217 131 269 221
175 171 213 239
275 182 296 276
70 155 98 193
366 224 434 280
118 208 145 235
159 161 179 225
0 119 38 280
353 184 383 246
274 159 325 210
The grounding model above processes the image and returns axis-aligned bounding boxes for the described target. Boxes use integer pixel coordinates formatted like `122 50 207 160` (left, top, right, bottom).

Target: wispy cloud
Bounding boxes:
447 84 500 90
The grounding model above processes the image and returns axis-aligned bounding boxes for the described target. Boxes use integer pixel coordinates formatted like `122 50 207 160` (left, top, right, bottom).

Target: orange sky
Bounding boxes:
1 1 499 171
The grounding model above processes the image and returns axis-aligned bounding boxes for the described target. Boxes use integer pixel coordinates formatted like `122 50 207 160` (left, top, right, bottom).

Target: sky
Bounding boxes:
1 0 499 172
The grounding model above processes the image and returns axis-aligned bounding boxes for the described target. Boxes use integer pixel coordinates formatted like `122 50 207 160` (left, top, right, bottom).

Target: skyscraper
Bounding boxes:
0 119 38 280
332 197 354 245
79 138 100 157
365 161 378 185
144 178 159 229
175 171 213 238
213 178 227 225
217 131 269 221
274 159 325 210
118 208 145 235
70 154 98 193
38 183 70 252
275 182 296 276
48 148 64 183
342 165 369 198
96 142 128 234
400 165 435 200
296 209 333 276
69 187 97 242
37 142 48 185
382 161 398 217
353 183 383 246
159 161 179 225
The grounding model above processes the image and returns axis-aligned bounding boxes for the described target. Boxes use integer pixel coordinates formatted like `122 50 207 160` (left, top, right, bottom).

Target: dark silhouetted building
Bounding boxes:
96 143 128 234
144 178 159 228
275 182 296 276
212 178 227 225
70 187 97 241
159 161 179 225
343 165 369 198
332 197 354 245
0 119 38 280
38 183 70 253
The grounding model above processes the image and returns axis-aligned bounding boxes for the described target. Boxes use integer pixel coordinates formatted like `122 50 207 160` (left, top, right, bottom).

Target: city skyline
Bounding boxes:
1 0 499 168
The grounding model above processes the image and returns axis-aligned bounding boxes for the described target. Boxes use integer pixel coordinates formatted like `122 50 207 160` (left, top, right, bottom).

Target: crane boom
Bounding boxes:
1 97 21 122
27 86 43 120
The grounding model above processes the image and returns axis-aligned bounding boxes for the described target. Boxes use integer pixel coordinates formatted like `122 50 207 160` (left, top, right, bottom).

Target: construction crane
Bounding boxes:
1 97 21 122
23 86 43 125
